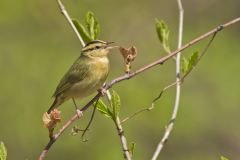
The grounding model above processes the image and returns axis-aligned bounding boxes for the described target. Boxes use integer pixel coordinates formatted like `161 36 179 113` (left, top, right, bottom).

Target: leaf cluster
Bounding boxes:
155 19 199 77
72 12 100 43
181 51 199 75
155 19 171 53
95 89 121 121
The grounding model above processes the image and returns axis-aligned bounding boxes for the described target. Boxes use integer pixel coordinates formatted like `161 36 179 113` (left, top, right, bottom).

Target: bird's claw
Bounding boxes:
98 87 107 96
76 109 83 118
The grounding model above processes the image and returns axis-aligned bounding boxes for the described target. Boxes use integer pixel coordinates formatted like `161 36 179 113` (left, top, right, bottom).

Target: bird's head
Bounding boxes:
81 40 116 57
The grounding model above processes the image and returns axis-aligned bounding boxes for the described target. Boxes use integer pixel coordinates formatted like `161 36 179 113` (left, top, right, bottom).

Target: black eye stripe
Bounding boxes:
82 48 95 52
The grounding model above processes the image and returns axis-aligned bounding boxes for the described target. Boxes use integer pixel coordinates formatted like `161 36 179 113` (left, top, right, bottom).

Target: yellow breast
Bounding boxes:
91 56 109 80
65 56 110 99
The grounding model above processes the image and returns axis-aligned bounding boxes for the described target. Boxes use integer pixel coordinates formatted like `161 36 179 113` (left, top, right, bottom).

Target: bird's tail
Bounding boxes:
47 98 59 114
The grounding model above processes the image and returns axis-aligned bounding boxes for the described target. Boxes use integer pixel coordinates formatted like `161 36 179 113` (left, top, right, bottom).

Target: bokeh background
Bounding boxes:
0 0 240 159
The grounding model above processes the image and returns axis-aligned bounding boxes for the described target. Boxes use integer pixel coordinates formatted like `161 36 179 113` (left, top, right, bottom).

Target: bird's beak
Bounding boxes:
107 41 115 45
106 42 119 50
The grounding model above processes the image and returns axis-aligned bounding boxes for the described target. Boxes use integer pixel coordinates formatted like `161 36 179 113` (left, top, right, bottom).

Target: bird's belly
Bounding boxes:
69 80 101 98
67 58 109 98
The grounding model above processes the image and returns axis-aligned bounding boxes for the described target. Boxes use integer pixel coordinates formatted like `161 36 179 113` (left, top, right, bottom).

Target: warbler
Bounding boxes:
47 40 116 113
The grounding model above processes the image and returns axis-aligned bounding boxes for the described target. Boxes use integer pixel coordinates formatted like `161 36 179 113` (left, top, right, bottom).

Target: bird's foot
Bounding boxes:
98 87 107 96
76 109 83 118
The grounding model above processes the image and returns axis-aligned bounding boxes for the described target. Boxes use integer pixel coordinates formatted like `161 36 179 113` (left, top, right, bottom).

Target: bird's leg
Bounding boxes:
72 98 82 118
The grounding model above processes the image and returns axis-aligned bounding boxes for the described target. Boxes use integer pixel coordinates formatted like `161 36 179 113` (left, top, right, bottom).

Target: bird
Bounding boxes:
47 40 116 113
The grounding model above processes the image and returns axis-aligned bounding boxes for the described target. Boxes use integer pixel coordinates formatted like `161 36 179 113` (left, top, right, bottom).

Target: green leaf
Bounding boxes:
109 90 121 119
72 19 92 43
72 11 100 43
85 11 100 40
0 142 7 160
95 99 112 118
181 51 199 74
155 19 170 53
130 142 136 157
220 156 229 160
181 57 189 74
188 51 199 68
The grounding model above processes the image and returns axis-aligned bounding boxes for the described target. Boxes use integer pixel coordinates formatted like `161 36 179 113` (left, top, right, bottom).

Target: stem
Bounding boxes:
56 0 85 47
152 0 184 159
115 116 132 160
106 91 132 160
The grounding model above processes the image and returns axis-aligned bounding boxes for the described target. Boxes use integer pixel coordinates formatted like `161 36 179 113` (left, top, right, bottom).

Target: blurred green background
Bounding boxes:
0 0 240 159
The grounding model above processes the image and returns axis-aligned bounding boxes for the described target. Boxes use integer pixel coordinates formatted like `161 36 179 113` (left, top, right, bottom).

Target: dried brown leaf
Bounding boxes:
119 46 137 63
42 109 61 138
119 46 137 73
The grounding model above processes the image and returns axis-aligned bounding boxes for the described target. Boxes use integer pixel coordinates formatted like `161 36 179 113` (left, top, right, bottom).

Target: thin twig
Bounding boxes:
182 31 218 79
152 0 184 159
121 106 154 124
106 91 132 160
56 0 85 47
121 81 177 124
38 15 240 159
81 102 97 142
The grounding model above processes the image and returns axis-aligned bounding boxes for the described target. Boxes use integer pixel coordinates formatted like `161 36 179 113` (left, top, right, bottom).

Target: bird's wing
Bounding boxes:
52 57 89 97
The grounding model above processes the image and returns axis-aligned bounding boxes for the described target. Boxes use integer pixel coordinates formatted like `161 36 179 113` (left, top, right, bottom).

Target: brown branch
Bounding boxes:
38 17 240 160
121 27 219 125
38 96 100 160
107 17 240 87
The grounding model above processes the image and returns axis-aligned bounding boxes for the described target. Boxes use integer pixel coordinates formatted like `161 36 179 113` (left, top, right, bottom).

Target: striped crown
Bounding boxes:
81 40 108 53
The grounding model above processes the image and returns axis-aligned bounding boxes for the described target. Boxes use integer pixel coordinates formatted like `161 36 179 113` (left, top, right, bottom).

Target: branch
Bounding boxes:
38 110 83 160
38 96 100 160
121 26 219 125
56 0 85 47
121 105 154 124
106 91 132 160
38 3 240 158
105 17 240 87
114 116 132 160
152 0 183 159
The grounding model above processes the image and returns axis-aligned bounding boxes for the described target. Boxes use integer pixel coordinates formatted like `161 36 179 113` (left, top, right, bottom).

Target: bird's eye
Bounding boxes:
96 46 100 49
